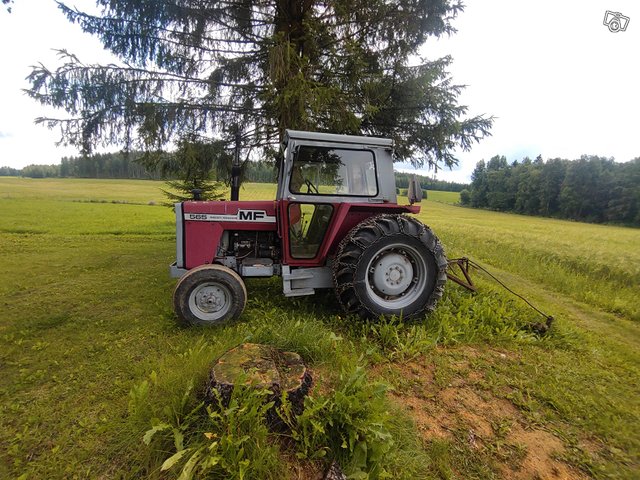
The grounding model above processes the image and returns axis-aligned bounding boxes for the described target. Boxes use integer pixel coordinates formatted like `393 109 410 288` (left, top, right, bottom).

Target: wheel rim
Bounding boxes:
188 282 232 322
365 242 428 310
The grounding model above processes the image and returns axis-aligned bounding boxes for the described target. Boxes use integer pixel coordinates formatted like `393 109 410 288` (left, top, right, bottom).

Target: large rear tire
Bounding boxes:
173 264 247 326
333 214 447 319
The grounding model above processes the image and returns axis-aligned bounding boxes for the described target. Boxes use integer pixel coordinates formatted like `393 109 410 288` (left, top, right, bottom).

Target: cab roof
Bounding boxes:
285 129 393 148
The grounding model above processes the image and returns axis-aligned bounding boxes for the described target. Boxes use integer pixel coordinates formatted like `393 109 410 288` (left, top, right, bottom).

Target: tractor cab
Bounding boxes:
275 130 408 268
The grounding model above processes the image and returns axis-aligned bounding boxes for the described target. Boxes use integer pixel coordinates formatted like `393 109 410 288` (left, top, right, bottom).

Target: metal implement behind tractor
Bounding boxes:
170 130 448 325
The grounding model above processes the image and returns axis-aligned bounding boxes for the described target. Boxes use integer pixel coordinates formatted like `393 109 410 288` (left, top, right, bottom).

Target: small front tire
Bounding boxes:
173 264 247 326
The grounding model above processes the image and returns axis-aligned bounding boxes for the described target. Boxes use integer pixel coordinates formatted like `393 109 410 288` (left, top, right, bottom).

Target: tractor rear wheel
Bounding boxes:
333 214 447 319
173 264 247 326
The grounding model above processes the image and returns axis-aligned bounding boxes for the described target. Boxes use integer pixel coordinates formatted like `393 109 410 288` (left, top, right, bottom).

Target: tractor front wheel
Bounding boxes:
173 264 247 326
333 214 447 319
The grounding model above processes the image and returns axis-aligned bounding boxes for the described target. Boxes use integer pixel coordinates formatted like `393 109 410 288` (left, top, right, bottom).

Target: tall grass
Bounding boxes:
413 200 640 321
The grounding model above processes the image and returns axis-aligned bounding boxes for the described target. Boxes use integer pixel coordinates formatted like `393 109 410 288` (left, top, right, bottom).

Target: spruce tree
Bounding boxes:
155 138 230 204
27 0 492 171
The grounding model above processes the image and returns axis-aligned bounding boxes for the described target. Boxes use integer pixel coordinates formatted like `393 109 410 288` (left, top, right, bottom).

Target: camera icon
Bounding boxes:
603 11 630 33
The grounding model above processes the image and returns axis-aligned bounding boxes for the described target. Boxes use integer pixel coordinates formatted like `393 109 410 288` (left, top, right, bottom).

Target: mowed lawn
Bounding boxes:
0 177 638 479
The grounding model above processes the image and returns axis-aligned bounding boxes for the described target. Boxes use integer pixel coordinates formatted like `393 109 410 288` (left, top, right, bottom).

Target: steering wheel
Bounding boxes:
305 179 319 194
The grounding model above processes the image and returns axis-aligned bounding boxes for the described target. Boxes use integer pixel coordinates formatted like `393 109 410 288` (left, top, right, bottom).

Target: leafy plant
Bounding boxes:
143 380 281 480
285 366 394 479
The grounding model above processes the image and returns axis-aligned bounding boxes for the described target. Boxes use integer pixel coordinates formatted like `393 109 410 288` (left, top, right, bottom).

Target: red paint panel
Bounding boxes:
183 200 277 218
183 201 278 268
184 221 224 268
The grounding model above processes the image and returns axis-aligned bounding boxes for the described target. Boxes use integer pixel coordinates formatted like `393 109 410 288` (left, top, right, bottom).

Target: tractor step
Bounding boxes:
283 288 316 297
240 258 275 277
282 266 332 297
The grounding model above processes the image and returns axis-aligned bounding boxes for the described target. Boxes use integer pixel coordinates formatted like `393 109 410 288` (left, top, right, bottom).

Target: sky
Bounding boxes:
0 1 638 183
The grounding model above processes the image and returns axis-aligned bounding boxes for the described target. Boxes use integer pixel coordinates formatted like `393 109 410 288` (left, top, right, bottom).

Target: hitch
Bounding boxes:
446 257 476 292
446 256 555 332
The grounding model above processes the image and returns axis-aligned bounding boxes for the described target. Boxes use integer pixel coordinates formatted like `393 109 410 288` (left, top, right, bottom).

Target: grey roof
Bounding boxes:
285 129 393 147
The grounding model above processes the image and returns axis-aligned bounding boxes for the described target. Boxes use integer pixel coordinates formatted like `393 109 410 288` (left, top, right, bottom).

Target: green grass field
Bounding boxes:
424 190 460 205
0 177 638 479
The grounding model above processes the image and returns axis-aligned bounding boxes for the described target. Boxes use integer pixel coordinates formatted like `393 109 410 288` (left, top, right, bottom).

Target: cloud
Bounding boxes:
0 131 12 139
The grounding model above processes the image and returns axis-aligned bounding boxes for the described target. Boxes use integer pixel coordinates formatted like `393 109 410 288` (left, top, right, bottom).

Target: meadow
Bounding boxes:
0 177 638 479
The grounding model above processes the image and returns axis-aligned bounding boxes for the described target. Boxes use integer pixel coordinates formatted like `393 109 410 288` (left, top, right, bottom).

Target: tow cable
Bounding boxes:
447 257 554 335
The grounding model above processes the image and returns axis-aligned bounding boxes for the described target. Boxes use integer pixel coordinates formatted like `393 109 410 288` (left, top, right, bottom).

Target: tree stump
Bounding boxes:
205 343 312 429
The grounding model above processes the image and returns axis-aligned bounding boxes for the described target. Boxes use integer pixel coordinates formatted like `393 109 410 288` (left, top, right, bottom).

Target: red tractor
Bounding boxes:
170 130 448 325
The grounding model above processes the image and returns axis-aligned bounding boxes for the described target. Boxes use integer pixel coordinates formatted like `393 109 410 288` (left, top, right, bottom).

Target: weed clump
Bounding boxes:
127 338 427 479
283 366 394 478
142 383 282 479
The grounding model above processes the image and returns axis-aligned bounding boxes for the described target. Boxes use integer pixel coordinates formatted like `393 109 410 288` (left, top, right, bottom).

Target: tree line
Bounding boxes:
0 153 277 183
1 153 467 193
461 155 640 226
1 153 160 179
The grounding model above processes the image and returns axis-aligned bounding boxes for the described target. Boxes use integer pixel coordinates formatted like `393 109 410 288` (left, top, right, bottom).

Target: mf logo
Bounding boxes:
238 210 267 221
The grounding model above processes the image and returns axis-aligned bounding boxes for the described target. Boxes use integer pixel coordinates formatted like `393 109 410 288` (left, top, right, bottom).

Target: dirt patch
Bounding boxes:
506 427 576 480
387 359 588 480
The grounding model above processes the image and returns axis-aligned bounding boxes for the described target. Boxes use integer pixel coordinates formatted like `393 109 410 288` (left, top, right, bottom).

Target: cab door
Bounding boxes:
279 199 335 266
277 141 378 266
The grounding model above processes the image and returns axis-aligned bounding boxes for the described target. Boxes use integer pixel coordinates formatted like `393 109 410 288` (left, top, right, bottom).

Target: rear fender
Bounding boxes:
322 203 420 260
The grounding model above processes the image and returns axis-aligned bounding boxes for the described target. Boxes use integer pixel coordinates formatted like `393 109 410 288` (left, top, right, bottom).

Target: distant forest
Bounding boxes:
461 155 640 226
4 152 639 225
0 153 161 180
0 152 467 192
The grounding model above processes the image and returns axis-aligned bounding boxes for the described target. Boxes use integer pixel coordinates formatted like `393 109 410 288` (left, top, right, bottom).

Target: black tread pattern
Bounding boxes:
332 214 447 319
173 264 247 326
